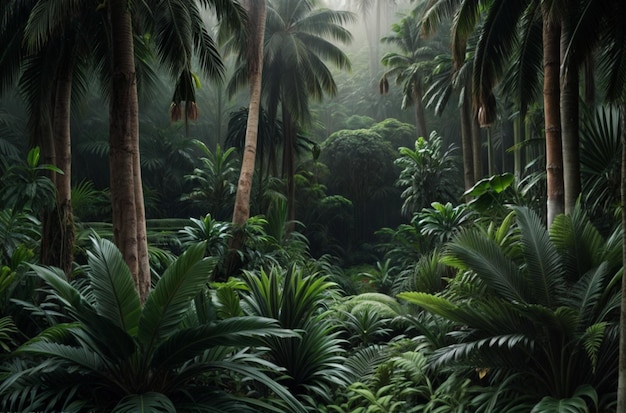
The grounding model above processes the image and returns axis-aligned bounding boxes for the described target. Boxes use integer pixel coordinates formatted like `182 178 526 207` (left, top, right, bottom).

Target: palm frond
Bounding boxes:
112 392 175 413
442 228 528 303
86 237 142 335
138 242 215 351
151 316 296 369
512 206 565 307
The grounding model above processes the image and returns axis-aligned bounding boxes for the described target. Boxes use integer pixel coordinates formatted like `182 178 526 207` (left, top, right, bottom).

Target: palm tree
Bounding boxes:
0 238 305 412
420 5 484 188
380 10 436 140
567 0 626 407
240 0 353 224
423 0 583 225
3 0 246 300
232 0 267 226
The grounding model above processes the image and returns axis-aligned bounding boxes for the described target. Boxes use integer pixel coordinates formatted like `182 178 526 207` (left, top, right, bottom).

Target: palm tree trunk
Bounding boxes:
472 115 483 182
43 56 75 274
560 55 580 215
619 102 626 412
108 0 150 302
543 8 564 226
282 107 296 230
413 84 428 139
460 93 474 191
233 0 266 226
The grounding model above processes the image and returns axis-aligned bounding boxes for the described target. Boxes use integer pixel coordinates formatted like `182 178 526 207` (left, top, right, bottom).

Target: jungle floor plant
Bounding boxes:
0 238 305 412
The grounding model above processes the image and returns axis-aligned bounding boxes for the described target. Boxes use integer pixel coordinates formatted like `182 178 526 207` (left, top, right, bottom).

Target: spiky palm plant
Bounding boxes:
241 266 350 406
399 206 621 410
0 238 305 412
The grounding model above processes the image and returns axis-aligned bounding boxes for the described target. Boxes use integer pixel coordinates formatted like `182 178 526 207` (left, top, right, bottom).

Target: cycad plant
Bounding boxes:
0 238 304 412
399 206 621 410
241 266 350 406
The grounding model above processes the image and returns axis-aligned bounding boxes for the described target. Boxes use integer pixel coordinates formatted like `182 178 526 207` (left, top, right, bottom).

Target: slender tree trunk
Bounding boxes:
282 107 296 229
513 116 522 178
543 9 564 226
460 93 475 191
42 57 75 274
220 1 267 282
413 84 428 140
618 102 626 413
233 0 266 226
108 0 150 302
560 44 580 215
471 115 483 182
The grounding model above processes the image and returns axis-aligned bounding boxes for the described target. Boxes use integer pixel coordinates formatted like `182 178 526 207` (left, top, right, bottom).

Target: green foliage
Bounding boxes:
0 316 17 352
0 209 40 263
322 129 398 204
579 105 621 224
531 385 598 413
241 266 350 405
183 141 239 220
344 115 376 130
395 132 461 218
416 202 476 246
398 206 620 408
0 147 60 213
71 180 110 222
0 238 305 412
370 118 417 150
179 213 231 257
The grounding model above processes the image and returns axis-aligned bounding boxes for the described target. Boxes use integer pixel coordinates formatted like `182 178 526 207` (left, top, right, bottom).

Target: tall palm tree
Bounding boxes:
3 0 245 300
420 3 484 187
264 0 353 224
227 0 353 224
232 0 267 226
380 10 436 140
424 0 578 225
568 0 626 407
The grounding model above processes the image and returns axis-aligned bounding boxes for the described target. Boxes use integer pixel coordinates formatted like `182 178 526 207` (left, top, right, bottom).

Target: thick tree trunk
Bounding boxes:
560 23 580 215
543 10 564 226
108 0 150 302
232 0 266 226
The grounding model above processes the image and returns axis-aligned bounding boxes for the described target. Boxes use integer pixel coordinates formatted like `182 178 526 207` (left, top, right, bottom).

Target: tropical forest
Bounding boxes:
1 0 625 411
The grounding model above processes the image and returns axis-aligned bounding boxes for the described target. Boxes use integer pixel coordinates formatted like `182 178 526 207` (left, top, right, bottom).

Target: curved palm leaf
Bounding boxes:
138 241 215 351
86 237 141 335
